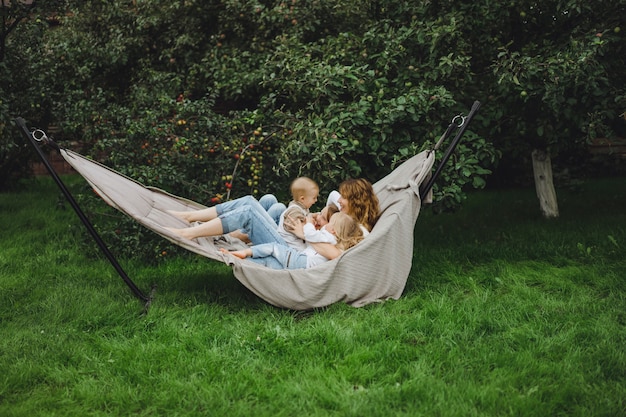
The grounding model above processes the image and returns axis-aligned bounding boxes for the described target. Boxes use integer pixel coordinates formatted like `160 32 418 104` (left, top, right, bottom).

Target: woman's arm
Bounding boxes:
309 242 342 260
283 216 307 240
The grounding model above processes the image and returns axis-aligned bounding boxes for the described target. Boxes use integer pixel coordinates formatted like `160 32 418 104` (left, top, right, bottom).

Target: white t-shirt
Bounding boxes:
303 223 336 244
302 223 337 268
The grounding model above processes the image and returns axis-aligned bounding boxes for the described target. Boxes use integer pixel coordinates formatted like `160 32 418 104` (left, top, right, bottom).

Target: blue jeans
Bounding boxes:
258 194 287 225
249 243 308 270
216 196 287 246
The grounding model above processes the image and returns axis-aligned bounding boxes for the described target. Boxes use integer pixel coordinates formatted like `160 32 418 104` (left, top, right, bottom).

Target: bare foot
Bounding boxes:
167 210 193 223
230 249 250 259
165 226 195 240
219 248 251 259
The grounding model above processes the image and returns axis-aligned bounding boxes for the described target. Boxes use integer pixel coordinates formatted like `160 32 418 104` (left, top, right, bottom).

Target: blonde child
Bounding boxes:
224 212 363 270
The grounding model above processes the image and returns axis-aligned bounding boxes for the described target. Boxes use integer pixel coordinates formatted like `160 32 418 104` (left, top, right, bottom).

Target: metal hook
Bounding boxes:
452 115 466 128
32 129 49 143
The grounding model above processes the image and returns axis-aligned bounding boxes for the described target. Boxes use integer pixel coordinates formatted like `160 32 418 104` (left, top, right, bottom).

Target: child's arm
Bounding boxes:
283 215 305 240
303 223 336 244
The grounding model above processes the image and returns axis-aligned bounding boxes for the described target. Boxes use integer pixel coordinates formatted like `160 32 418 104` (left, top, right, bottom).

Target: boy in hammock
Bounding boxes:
275 176 319 251
223 212 363 270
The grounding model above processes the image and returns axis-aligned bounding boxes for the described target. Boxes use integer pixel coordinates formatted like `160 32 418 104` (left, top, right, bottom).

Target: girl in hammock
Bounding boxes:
222 212 363 270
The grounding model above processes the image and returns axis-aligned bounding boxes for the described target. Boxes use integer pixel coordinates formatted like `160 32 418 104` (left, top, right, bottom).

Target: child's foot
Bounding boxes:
230 249 250 259
219 248 250 259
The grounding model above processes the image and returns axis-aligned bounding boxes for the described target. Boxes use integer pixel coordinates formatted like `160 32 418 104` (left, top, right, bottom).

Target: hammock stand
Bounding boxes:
15 117 159 312
14 100 480 311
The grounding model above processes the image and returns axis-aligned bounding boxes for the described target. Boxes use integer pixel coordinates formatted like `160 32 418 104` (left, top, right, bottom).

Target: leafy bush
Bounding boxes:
41 1 495 202
0 6 52 190
24 1 496 259
10 0 625 258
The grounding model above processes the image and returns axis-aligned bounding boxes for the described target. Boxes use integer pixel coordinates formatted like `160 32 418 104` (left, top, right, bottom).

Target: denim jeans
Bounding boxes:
249 243 308 270
216 196 287 246
258 194 287 225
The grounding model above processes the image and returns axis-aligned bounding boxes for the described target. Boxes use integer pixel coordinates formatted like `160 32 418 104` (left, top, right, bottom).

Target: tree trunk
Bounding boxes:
531 149 559 218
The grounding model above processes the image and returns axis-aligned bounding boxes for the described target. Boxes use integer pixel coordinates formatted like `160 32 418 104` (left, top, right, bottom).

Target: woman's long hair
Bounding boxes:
338 178 380 232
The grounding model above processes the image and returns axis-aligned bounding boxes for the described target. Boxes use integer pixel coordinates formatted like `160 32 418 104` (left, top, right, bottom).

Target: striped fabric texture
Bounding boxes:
61 148 435 310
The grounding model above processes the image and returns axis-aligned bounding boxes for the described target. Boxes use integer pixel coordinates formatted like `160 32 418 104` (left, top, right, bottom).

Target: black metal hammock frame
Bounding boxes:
14 100 480 312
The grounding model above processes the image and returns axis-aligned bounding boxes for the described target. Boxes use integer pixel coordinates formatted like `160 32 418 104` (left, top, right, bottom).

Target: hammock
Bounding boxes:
15 101 480 310
60 147 434 310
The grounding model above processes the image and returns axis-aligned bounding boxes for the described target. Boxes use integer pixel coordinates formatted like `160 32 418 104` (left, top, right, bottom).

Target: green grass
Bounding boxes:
1 175 625 416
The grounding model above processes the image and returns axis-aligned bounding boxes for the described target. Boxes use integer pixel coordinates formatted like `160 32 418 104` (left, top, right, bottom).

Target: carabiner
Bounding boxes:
452 115 466 128
32 129 49 143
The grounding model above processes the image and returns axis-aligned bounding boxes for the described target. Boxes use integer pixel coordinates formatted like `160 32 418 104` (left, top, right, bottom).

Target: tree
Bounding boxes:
463 0 625 217
5 0 624 220
0 0 49 190
0 0 33 61
37 0 496 207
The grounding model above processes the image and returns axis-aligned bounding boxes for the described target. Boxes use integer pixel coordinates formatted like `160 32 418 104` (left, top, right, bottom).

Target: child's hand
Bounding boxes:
284 216 305 239
313 207 331 229
283 216 295 232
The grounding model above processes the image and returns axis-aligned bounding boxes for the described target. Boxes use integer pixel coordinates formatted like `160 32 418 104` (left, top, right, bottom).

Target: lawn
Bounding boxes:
1 174 624 416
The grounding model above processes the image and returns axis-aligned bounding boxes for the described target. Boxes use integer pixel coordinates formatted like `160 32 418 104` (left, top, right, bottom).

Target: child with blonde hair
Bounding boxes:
223 212 363 270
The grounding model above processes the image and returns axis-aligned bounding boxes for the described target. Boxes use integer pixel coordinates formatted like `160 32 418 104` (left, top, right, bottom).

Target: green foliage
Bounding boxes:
3 0 625 252
34 1 494 207
0 3 54 190
480 0 625 161
432 131 499 212
0 87 30 191
492 29 620 151
1 11 41 116
259 17 479 186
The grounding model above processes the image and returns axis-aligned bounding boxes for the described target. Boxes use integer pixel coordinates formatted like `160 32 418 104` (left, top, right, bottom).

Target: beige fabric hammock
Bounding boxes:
61 149 435 310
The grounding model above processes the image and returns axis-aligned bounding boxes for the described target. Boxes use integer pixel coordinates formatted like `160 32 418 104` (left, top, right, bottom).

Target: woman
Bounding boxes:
336 178 380 233
169 178 379 262
287 178 380 261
